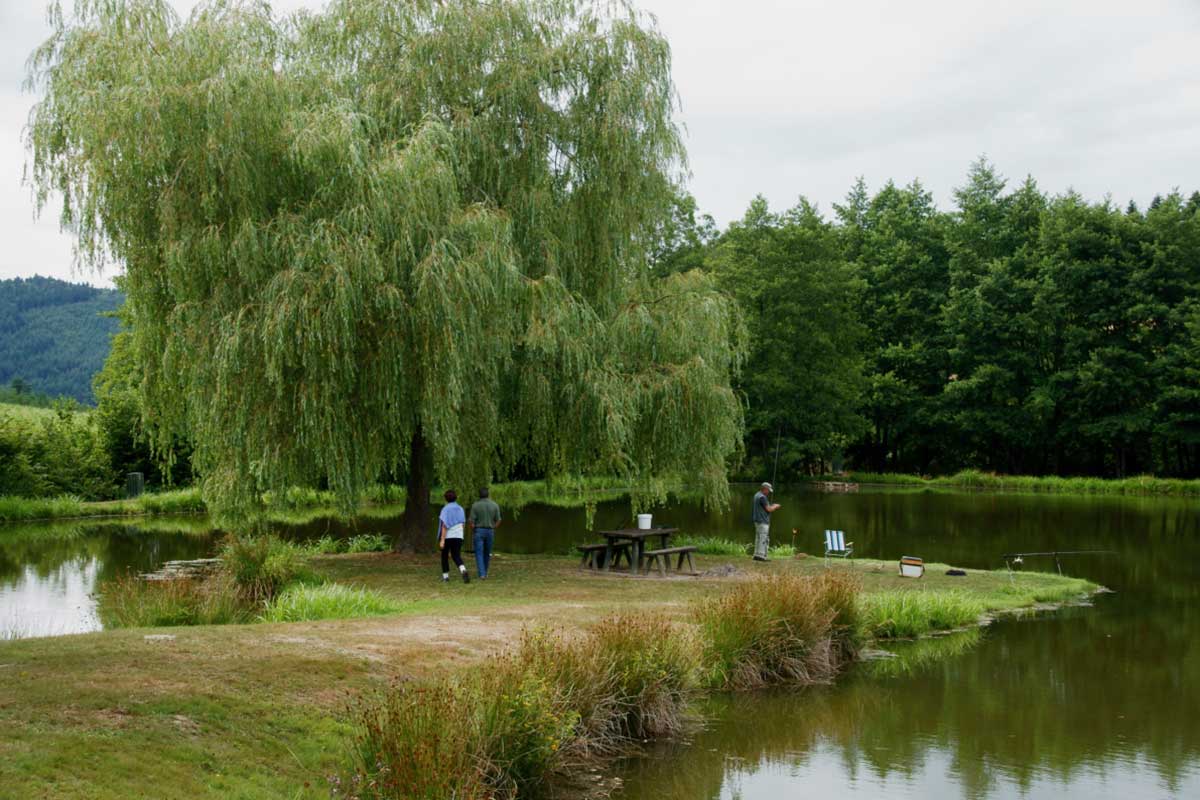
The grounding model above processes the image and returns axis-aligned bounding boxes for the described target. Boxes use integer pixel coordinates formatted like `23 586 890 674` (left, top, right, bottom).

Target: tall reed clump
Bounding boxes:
260 583 404 623
345 614 700 800
859 590 986 638
695 572 862 690
220 534 316 602
97 572 254 628
344 576 868 798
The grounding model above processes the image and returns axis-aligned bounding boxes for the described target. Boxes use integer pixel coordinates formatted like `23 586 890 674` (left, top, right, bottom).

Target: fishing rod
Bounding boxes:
771 427 782 486
1001 549 1115 575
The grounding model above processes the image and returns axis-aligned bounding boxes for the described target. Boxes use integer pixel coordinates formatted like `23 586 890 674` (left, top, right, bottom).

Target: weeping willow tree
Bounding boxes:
26 0 745 542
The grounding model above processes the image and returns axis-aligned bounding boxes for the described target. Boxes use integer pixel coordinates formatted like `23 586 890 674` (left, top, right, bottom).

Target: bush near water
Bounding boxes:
97 534 398 628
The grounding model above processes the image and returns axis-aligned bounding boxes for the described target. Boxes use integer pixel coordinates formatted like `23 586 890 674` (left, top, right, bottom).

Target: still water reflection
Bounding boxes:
608 489 1200 800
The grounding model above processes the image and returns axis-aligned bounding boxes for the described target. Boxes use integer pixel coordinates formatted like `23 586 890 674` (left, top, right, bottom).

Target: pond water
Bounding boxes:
1 487 1197 798
610 489 1200 800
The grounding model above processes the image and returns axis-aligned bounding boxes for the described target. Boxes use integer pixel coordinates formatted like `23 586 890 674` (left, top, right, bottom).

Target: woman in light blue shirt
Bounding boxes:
438 489 469 583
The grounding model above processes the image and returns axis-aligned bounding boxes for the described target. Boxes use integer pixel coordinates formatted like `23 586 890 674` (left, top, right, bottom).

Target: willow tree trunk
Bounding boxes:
396 427 433 553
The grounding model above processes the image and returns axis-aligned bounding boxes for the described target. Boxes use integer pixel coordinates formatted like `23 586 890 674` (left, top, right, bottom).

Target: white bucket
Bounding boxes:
636 513 653 530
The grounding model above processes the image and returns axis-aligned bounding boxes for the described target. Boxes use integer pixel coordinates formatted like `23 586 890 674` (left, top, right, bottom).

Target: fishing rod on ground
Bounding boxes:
1001 549 1115 576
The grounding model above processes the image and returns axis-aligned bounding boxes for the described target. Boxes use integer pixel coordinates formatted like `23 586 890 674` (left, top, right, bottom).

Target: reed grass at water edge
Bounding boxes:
344 572 862 799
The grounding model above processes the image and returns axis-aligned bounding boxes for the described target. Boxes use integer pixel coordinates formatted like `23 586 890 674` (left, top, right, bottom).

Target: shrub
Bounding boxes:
585 615 699 739
859 590 986 638
476 666 578 796
695 572 861 690
301 535 343 555
97 572 254 628
346 533 390 553
135 488 206 514
219 534 316 602
0 405 114 500
349 679 489 800
259 583 404 623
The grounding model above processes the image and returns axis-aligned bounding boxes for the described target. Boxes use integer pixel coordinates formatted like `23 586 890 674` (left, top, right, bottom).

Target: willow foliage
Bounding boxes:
27 0 745 516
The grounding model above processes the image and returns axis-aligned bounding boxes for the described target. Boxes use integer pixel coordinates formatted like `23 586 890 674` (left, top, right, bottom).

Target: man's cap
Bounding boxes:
761 482 773 491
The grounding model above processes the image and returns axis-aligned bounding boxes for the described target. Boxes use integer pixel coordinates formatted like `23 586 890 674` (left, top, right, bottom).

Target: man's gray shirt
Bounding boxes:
752 491 770 525
470 498 502 529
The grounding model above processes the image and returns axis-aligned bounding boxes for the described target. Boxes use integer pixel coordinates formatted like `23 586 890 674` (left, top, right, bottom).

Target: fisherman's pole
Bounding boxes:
772 428 782 486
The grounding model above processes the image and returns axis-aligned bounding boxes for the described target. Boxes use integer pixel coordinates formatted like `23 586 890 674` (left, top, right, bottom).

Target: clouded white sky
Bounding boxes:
3 0 1199 288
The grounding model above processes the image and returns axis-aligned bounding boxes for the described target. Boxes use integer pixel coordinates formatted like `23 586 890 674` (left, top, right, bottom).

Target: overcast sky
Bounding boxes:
3 0 1199 288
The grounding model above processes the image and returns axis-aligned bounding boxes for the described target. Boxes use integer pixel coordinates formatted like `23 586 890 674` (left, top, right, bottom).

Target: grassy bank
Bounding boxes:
0 476 669 524
831 469 1200 496
0 552 1096 798
0 488 207 523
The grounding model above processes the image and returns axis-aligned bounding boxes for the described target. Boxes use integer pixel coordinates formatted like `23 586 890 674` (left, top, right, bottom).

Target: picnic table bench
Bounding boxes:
597 527 679 574
577 542 632 570
640 545 699 577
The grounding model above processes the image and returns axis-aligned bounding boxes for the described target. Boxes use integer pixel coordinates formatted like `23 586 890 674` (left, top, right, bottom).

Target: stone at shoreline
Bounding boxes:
140 558 223 582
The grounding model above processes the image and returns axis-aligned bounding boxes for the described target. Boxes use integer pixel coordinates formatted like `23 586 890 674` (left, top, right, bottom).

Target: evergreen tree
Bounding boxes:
839 180 951 473
710 196 867 476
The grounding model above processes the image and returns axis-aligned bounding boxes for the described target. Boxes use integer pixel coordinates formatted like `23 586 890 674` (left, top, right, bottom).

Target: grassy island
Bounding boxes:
0 551 1096 799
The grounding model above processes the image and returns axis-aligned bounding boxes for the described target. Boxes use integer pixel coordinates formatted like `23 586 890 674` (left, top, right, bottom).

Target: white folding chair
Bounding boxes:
823 529 854 565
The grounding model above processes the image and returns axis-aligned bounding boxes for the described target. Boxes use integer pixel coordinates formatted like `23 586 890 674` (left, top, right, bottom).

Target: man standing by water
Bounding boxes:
468 487 502 580
752 481 781 561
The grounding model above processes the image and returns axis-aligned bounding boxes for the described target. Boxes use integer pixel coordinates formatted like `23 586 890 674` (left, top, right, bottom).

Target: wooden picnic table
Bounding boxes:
598 527 678 573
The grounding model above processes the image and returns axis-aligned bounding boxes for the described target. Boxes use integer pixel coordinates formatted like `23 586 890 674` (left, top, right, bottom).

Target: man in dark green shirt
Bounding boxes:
469 487 502 579
751 481 780 561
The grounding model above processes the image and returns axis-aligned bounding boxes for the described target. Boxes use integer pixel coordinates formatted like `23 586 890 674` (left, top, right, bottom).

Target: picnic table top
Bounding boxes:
597 527 678 539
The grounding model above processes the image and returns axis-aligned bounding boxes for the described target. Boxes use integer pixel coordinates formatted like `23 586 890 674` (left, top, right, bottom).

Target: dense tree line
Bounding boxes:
660 160 1200 479
0 404 112 499
0 276 122 403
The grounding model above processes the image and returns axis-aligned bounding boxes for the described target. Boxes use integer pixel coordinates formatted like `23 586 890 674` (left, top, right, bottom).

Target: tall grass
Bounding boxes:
842 469 1200 497
348 613 700 799
219 534 316 602
673 535 747 556
695 572 861 690
0 489 202 522
347 574 866 798
0 494 85 522
259 583 404 623
859 590 987 638
97 573 254 627
346 533 390 553
133 488 206 514
672 535 795 559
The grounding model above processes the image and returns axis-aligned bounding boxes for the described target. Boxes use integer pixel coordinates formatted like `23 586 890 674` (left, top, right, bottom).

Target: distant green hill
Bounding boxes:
0 276 123 404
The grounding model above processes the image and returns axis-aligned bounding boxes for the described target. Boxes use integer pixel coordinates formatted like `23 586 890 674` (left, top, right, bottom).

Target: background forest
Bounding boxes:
659 160 1200 480
3 160 1200 500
